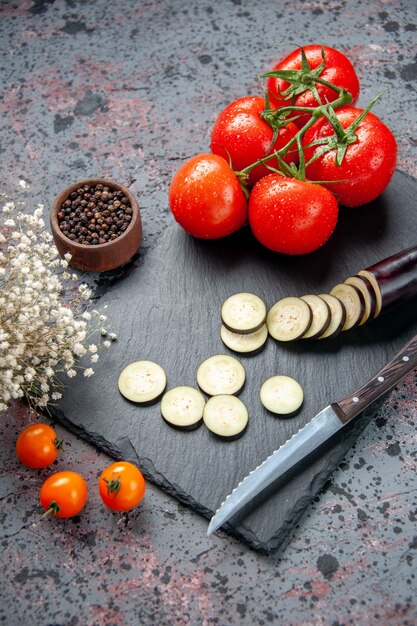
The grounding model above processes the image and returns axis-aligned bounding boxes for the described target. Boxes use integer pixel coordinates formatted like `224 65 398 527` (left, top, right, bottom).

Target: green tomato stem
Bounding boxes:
103 475 122 498
43 501 60 517
238 90 352 180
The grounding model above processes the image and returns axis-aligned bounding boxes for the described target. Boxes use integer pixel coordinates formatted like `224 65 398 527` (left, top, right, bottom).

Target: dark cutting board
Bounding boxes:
52 169 417 553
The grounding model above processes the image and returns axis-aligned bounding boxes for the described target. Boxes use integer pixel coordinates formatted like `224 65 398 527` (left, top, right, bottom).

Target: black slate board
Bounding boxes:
52 170 417 553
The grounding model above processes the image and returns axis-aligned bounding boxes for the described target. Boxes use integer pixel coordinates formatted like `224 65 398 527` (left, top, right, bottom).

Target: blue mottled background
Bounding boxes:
1 0 417 624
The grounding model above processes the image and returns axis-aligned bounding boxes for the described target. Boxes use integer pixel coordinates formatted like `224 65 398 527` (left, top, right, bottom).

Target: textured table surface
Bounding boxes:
1 1 417 625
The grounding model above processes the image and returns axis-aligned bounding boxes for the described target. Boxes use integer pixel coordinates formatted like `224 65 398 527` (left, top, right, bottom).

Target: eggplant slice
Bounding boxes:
118 360 167 403
300 294 331 339
221 292 267 334
203 394 249 438
317 293 347 339
357 269 382 318
196 354 246 396
220 323 268 354
344 275 377 325
160 386 206 430
329 283 365 331
267 296 312 342
260 375 304 416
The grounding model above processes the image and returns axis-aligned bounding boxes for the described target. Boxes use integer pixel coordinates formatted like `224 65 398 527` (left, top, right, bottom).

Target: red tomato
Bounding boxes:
99 461 146 512
40 471 87 518
248 175 339 255
302 106 397 207
16 423 62 468
210 96 299 186
168 153 248 239
266 45 360 128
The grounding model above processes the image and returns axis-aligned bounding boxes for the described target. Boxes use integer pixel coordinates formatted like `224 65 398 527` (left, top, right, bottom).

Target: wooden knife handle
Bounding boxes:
332 333 417 424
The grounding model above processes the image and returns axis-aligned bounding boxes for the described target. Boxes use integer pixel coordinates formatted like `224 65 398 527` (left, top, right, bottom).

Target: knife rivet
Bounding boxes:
353 396 359 403
378 376 384 382
403 356 409 362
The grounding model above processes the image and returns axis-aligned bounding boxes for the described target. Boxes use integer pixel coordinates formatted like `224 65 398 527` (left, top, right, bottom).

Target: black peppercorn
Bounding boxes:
58 182 134 245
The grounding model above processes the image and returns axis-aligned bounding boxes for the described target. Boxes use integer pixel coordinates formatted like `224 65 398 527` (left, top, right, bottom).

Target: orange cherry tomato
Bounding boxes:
99 461 146 512
16 423 63 468
40 471 88 518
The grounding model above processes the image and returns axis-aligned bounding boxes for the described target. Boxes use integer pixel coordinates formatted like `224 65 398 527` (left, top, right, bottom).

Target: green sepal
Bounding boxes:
260 45 328 103
304 92 385 168
103 475 122 498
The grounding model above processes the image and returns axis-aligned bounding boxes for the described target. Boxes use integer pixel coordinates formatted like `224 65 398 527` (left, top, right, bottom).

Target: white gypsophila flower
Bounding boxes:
103 340 111 348
2 202 15 213
0 201 115 412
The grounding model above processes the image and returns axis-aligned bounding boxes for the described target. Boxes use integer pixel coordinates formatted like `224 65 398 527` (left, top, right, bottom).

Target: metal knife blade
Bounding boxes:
207 332 417 536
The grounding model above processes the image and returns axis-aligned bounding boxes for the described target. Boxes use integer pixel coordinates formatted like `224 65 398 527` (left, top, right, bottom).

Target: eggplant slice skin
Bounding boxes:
317 293 347 339
220 323 268 354
260 375 304 416
300 294 331 339
329 283 365 331
196 354 246 396
221 292 267 334
203 394 249 438
267 296 312 342
118 360 167 403
160 386 206 430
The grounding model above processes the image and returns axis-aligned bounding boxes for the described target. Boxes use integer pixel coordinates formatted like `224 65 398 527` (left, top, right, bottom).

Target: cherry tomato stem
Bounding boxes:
42 501 61 517
103 476 122 497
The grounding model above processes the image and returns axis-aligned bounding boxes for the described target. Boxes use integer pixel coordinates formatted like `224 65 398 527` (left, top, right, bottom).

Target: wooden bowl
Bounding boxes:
50 178 142 272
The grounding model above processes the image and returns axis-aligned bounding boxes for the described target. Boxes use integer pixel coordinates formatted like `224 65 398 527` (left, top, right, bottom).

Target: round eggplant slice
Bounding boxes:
118 360 167 403
300 294 331 339
203 394 248 439
221 292 267 334
220 323 268 354
160 386 206 430
329 283 365 331
196 354 246 396
344 275 377 325
317 293 347 339
260 375 304 416
357 269 382 318
267 296 312 342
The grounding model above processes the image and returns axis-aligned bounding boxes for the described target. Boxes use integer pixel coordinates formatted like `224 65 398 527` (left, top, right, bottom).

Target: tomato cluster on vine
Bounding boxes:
169 44 397 256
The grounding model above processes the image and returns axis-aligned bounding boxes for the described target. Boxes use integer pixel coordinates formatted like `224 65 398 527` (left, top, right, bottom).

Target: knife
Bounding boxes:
207 332 417 536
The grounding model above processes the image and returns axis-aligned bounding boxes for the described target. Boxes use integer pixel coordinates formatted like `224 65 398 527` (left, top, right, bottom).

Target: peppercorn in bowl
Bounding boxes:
50 178 142 272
